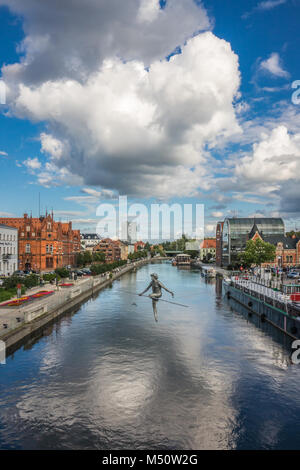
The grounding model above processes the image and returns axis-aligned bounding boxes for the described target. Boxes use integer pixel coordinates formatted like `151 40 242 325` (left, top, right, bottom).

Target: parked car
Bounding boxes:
74 269 84 277
13 270 26 277
81 268 92 275
287 272 300 279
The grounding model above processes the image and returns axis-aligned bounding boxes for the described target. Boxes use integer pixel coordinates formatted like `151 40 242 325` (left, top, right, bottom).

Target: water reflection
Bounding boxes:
0 262 300 449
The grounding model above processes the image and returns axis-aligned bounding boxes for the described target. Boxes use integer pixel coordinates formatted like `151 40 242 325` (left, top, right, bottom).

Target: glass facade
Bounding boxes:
221 218 285 266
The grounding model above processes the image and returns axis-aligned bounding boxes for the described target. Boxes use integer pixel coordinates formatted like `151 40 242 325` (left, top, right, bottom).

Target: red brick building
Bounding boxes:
93 238 121 262
250 228 300 268
0 213 81 272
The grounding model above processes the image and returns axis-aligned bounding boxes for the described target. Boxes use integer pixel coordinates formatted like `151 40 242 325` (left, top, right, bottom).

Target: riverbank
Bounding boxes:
0 258 149 354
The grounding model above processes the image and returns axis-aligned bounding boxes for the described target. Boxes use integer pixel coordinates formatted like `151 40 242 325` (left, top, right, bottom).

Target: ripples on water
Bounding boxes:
0 262 300 449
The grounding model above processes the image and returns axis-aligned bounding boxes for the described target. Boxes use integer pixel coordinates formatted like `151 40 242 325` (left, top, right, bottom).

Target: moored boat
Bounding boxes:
201 265 216 278
175 254 191 266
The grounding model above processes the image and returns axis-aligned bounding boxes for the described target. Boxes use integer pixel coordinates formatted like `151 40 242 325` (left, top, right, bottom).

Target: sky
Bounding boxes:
0 0 299 237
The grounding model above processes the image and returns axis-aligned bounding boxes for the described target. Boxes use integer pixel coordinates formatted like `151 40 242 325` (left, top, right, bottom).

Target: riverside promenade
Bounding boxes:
0 259 149 354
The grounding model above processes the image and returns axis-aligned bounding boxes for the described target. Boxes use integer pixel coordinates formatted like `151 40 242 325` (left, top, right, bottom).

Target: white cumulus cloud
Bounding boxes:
0 0 210 86
235 126 300 184
260 52 289 78
9 32 241 198
23 157 41 170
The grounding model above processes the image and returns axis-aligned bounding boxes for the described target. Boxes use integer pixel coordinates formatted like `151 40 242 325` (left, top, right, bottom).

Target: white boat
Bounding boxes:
201 265 216 278
175 254 191 266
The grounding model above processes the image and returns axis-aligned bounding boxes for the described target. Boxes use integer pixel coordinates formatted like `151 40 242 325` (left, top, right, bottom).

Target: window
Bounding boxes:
26 226 30 232
25 244 31 254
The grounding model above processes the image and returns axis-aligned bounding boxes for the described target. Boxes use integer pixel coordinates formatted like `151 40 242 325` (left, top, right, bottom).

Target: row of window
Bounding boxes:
0 233 17 241
0 262 16 273
25 244 54 254
0 246 16 255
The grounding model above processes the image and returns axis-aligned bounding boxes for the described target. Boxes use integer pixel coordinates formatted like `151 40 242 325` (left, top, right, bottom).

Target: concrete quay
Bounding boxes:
0 259 149 354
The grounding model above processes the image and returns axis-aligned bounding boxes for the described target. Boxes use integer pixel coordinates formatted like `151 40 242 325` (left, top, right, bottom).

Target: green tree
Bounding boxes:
240 239 276 267
83 251 92 266
184 250 198 259
76 253 84 267
55 267 69 278
286 230 300 238
92 251 105 263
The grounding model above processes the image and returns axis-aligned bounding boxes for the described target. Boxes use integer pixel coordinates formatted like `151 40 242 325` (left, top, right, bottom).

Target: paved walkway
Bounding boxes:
0 275 95 331
0 260 149 339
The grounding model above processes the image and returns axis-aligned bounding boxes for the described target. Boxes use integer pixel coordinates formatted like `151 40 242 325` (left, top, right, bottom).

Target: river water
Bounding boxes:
0 261 300 450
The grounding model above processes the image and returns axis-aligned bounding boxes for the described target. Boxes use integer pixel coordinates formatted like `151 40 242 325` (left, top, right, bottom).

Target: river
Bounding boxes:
0 261 300 450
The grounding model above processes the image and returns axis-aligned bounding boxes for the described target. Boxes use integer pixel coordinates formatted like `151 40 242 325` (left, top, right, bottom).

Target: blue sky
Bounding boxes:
0 0 299 236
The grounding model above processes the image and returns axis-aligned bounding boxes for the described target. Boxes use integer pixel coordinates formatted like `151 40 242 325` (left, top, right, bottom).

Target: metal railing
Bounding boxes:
228 276 300 317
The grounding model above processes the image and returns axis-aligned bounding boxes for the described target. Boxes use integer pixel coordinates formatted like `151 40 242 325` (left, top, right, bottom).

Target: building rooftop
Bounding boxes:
0 223 18 231
81 233 100 240
225 217 285 235
263 235 300 249
201 239 216 249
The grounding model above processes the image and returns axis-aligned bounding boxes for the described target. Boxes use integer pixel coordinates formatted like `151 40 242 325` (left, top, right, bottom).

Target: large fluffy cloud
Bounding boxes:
7 32 241 198
1 0 210 85
235 126 300 183
219 125 300 213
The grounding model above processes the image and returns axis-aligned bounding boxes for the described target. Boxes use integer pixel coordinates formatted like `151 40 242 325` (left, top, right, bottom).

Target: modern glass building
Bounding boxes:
221 218 285 266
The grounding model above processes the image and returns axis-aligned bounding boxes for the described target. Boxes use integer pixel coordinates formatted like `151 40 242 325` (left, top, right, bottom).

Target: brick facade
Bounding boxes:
251 231 300 268
93 238 121 262
0 213 81 272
